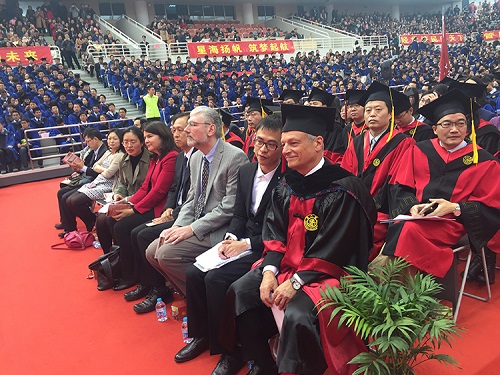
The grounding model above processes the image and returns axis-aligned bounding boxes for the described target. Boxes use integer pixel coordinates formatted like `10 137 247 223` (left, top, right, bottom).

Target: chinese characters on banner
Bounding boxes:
0 46 52 66
400 33 465 45
187 40 295 58
483 30 500 41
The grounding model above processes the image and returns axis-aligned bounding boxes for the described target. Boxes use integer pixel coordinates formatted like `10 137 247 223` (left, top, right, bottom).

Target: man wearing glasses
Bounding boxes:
383 89 500 280
173 114 284 370
145 106 248 299
392 89 435 142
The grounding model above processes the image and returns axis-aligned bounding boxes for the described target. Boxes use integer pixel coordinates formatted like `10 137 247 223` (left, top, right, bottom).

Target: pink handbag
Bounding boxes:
51 231 95 250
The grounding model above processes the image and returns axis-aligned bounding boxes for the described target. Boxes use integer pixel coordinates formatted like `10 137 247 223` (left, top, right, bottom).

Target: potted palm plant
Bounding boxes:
318 258 461 375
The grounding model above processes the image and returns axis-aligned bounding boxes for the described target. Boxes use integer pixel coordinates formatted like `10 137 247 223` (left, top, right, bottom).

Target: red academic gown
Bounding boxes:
224 131 244 149
341 129 415 259
243 128 256 161
398 118 435 142
346 121 366 146
383 139 500 277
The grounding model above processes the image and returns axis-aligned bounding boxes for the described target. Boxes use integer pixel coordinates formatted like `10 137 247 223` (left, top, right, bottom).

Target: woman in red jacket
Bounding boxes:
110 121 178 291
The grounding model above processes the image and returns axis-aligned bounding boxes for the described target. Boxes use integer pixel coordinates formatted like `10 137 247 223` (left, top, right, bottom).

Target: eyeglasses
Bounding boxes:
254 138 279 151
436 120 467 129
123 140 139 146
186 121 211 128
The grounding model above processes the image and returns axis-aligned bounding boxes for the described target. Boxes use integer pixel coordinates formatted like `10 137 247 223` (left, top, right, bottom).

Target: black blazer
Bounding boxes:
83 143 108 178
164 149 196 218
226 161 283 255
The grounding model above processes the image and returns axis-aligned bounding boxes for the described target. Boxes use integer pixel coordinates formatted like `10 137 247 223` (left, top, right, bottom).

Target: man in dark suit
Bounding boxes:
123 113 197 313
145 106 248 298
173 114 283 371
56 127 107 237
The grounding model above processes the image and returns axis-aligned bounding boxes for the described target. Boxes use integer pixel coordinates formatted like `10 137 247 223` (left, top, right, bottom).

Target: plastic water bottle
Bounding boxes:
181 317 192 343
156 298 167 322
92 241 101 249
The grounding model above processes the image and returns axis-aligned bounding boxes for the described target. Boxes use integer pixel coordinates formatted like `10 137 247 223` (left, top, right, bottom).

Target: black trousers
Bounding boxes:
113 210 155 283
65 192 96 232
225 268 327 375
95 213 115 253
185 252 261 355
131 220 175 289
57 185 80 228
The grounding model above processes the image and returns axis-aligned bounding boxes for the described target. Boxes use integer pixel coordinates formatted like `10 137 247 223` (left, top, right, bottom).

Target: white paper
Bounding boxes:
98 203 110 214
271 304 285 334
193 242 252 272
380 214 456 224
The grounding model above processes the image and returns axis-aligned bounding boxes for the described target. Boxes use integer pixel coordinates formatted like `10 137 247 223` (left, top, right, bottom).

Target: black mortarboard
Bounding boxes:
281 104 335 136
358 81 393 110
449 81 487 99
392 89 412 116
218 109 236 126
279 89 305 104
345 89 366 105
439 77 455 86
418 89 478 124
81 81 90 86
308 87 335 107
245 97 274 114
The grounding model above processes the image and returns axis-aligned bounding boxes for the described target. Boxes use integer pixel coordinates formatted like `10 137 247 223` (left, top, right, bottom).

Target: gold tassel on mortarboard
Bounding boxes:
259 98 268 119
470 98 478 164
386 88 395 142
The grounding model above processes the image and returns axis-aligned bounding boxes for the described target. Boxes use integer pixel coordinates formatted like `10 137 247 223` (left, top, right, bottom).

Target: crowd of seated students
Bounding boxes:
0 49 137 173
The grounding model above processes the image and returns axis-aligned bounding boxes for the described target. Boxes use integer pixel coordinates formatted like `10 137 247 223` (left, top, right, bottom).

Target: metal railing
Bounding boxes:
23 118 134 170
87 42 143 61
119 14 163 41
94 14 140 48
273 16 330 38
289 15 360 38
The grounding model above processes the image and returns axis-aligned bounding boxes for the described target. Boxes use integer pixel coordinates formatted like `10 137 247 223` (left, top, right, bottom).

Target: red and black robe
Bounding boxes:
383 139 500 277
221 163 377 375
341 128 415 259
224 126 244 149
323 121 348 164
398 118 435 142
346 121 367 146
473 118 500 155
243 128 256 161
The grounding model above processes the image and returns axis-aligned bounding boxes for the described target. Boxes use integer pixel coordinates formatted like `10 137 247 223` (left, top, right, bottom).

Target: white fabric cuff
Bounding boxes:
263 265 279 276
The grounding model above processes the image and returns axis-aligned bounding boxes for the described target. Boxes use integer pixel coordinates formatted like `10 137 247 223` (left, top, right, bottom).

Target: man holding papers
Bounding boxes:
214 105 376 375
383 90 500 279
174 114 284 367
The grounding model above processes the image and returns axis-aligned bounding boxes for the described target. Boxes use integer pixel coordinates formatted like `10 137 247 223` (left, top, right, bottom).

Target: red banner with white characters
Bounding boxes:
0 46 52 66
187 40 295 58
400 33 465 45
483 30 500 41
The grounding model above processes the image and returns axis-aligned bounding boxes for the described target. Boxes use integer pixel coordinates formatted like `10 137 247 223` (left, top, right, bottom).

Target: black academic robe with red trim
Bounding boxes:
323 122 347 164
225 131 244 149
474 118 500 155
243 128 256 161
383 139 500 277
250 163 377 375
346 121 366 146
341 129 415 258
398 118 435 142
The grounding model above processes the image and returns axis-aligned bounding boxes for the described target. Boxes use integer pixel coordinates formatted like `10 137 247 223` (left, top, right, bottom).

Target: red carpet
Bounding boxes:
1 178 499 374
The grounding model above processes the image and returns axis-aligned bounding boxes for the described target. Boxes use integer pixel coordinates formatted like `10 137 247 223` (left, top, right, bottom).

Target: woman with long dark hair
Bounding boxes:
104 121 178 291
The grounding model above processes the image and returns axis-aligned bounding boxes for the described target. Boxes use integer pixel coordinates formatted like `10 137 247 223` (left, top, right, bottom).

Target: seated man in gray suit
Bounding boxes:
145 106 248 298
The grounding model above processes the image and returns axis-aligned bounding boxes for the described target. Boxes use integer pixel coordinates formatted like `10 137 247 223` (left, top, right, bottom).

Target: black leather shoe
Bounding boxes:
54 223 64 230
174 337 209 363
133 287 173 314
124 284 151 301
112 279 137 291
211 352 245 375
462 254 483 282
247 364 278 375
477 248 496 284
58 231 69 238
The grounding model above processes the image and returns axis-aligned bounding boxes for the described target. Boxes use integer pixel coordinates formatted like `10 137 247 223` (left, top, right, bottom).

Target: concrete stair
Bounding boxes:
71 69 144 119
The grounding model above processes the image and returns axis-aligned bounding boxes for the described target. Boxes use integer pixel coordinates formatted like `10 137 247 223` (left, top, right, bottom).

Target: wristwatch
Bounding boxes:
289 275 302 291
453 203 461 217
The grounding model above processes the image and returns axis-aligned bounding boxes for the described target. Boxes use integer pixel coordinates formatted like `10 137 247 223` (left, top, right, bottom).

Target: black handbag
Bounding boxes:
88 248 121 291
